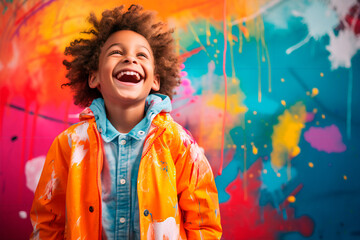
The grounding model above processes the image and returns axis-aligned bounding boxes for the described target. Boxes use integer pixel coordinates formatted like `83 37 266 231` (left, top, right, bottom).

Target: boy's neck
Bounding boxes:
104 99 146 134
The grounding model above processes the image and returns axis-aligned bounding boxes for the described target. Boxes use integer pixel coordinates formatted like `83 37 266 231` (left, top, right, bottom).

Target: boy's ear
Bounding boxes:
88 72 99 89
151 74 160 91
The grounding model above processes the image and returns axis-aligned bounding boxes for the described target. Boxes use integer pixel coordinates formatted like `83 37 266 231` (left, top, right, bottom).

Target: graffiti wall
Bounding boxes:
1 0 359 239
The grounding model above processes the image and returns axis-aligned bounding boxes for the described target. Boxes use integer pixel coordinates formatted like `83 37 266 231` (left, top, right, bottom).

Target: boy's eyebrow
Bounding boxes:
106 43 122 51
137 44 152 55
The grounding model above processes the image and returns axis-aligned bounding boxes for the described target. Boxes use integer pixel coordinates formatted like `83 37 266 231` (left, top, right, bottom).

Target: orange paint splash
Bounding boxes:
219 0 228 176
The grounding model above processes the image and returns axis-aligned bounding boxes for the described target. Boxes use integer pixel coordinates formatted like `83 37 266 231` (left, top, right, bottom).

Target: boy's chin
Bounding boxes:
108 93 150 105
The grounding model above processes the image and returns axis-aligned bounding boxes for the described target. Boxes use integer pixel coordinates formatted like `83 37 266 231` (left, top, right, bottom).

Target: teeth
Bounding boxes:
117 71 141 80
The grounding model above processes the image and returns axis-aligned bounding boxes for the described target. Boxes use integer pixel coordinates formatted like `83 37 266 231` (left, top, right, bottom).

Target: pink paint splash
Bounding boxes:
304 124 346 153
220 159 314 239
305 112 315 122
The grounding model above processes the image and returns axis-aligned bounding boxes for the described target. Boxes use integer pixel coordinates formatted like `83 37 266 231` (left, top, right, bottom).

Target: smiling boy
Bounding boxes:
30 5 222 240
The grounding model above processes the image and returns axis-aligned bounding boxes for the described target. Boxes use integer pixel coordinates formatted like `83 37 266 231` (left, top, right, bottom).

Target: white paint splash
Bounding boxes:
41 169 57 201
286 1 339 54
25 156 46 193
147 217 180 240
190 144 203 162
19 211 27 219
302 1 338 40
286 34 311 54
73 122 89 143
326 29 360 69
264 1 307 29
71 145 88 167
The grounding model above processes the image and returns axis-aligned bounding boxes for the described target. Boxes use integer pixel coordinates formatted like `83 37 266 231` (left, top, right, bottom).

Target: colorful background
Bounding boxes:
1 0 360 239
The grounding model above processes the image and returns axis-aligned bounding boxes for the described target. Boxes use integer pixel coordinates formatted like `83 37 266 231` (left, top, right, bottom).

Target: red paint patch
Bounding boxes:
345 5 360 35
179 46 204 61
220 159 314 239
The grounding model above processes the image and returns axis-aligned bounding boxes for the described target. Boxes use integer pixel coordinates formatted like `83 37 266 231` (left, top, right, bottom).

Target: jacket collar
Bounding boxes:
79 107 169 158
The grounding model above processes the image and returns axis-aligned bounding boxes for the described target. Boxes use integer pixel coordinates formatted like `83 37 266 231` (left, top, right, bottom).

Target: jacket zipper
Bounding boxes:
93 123 103 240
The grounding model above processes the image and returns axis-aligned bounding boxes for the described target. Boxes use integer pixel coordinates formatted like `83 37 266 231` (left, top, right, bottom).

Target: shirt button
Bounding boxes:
89 206 94 212
120 179 126 185
144 209 149 216
120 139 126 145
120 217 126 223
138 130 145 136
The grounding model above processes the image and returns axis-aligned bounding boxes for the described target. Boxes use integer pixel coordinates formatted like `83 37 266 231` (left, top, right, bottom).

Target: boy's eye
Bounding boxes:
137 53 148 58
109 50 122 55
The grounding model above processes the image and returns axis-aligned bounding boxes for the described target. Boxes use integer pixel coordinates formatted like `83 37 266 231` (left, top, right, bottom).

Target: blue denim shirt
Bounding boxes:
89 94 172 240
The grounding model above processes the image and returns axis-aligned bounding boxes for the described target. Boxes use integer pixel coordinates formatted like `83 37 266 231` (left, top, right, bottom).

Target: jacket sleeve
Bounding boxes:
174 125 222 239
30 133 70 239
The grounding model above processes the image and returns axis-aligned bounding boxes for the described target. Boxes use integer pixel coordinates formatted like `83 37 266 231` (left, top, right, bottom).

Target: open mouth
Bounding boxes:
114 70 143 84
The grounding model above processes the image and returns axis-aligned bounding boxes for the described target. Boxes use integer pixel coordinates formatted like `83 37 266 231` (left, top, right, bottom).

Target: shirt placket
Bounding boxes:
115 136 131 239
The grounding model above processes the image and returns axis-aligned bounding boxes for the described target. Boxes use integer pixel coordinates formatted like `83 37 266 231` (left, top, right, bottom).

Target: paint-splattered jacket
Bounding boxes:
30 109 222 240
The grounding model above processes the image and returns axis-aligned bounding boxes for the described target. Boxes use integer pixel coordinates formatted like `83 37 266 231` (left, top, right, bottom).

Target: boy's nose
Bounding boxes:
122 56 138 64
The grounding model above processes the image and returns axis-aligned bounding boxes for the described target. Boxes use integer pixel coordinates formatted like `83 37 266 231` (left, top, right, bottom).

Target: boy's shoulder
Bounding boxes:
152 112 182 133
62 107 95 136
152 112 195 144
58 117 94 142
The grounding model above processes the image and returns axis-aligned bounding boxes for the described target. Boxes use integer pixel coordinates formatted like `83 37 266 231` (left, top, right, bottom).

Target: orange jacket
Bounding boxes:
30 110 222 239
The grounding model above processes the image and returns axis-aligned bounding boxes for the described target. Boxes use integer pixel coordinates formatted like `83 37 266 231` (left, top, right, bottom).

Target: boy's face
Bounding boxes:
89 30 160 106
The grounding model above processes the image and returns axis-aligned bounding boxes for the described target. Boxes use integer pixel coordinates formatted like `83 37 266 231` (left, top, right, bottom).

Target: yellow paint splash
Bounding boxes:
308 162 314 168
271 102 306 169
311 88 319 97
251 142 258 155
206 20 211 46
290 146 300 158
207 92 248 115
287 196 296 203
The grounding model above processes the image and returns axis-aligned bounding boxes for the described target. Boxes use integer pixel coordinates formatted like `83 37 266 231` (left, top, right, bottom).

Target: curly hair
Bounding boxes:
62 4 180 107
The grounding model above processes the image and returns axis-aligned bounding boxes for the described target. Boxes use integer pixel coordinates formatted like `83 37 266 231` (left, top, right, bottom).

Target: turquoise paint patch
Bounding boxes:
260 160 298 207
282 208 288 220
261 160 297 193
244 95 280 115
215 158 241 203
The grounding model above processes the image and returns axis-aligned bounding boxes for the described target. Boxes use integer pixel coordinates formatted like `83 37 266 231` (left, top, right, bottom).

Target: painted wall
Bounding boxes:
1 0 359 239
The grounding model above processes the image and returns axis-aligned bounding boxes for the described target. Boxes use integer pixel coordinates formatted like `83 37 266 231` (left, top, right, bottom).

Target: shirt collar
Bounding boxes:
89 94 171 143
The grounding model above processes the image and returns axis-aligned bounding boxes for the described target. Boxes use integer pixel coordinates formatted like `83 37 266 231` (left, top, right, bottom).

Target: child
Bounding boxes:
30 4 222 240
